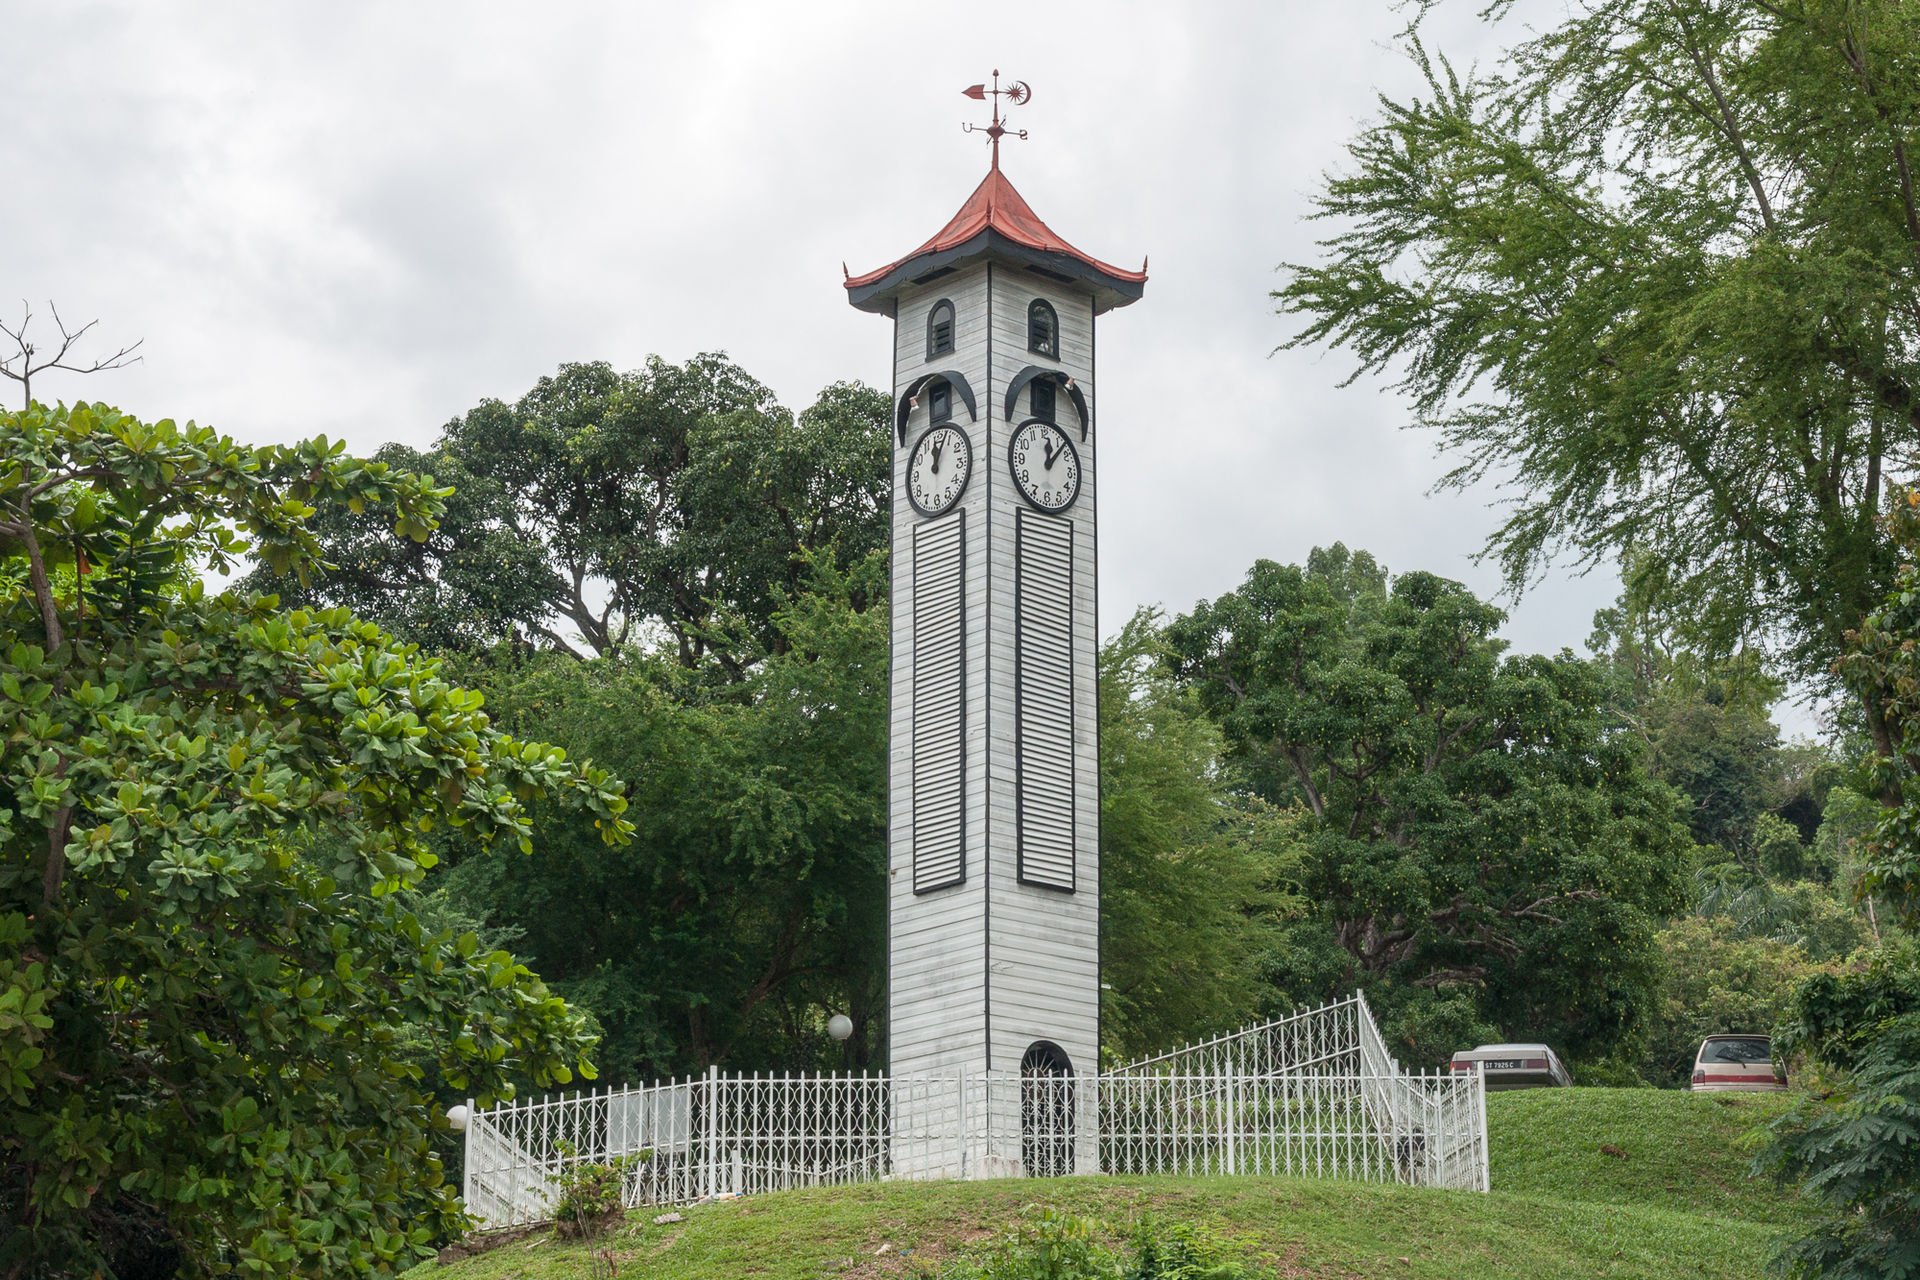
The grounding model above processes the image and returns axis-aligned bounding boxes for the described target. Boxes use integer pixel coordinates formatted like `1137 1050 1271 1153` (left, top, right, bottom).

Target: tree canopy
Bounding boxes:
434 551 891 1078
1097 611 1294 1062
255 357 889 671
0 402 631 1277
1754 491 1920 1278
1278 0 1920 750
1166 546 1692 1067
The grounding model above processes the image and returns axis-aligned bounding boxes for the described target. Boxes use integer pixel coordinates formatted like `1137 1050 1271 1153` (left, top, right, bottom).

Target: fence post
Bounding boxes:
1400 1075 1414 1186
1223 1060 1239 1177
703 1064 719 1199
1476 1062 1490 1192
460 1096 475 1214
956 1073 968 1180
1424 1076 1437 1186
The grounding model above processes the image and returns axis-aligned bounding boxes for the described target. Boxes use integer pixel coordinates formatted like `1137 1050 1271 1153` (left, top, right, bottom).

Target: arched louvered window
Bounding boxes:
1027 298 1058 359
927 300 956 359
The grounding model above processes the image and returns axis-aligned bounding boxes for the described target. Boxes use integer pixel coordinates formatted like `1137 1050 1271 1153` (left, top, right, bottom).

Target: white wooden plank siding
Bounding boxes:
912 512 967 893
890 269 992 1081
885 261 1106 1089
1015 509 1075 890
983 274 1102 1086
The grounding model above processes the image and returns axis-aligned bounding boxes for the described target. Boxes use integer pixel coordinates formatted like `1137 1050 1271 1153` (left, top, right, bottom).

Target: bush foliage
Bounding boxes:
0 403 632 1276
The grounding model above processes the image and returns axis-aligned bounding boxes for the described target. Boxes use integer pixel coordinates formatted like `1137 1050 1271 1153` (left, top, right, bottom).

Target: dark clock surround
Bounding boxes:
895 371 980 444
1003 366 1090 439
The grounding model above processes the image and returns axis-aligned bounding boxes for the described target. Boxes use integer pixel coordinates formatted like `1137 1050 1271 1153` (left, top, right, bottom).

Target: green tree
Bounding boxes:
1096 611 1296 1063
1646 691 1784 856
1278 0 1920 757
435 551 889 1077
1757 494 1920 1277
253 357 889 669
1592 603 1846 881
1816 786 1891 942
1762 940 1920 1279
1845 495 1920 927
1692 859 1869 961
0 402 632 1277
1165 546 1692 1068
1642 916 1829 1086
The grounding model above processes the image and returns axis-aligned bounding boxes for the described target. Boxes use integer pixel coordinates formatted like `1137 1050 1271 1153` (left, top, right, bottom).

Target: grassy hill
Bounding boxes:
1488 1085 1809 1224
419 1088 1815 1280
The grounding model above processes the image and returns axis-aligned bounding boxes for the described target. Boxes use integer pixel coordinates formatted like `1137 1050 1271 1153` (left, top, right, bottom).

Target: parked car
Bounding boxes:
1690 1034 1786 1092
1448 1043 1573 1090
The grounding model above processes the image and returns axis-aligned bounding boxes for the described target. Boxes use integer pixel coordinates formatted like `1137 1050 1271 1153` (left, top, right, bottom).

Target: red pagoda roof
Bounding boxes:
845 164 1146 315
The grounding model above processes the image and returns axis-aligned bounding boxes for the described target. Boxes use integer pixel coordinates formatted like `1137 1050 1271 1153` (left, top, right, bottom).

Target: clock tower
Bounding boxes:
845 77 1145 1144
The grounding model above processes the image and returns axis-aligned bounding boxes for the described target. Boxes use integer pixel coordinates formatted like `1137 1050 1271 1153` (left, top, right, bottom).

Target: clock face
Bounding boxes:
907 424 972 516
1008 420 1080 513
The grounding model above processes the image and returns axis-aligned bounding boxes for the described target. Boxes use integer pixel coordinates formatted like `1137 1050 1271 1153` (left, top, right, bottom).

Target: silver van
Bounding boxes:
1690 1034 1786 1092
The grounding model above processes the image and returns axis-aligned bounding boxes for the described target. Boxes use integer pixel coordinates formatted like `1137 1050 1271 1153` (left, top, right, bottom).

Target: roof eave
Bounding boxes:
847 229 1146 317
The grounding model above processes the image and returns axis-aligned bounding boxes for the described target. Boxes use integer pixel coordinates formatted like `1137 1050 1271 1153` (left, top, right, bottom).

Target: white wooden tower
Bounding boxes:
845 76 1145 1117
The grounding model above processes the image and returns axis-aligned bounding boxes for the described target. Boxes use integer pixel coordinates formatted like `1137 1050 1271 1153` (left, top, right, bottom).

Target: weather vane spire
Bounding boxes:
962 70 1030 171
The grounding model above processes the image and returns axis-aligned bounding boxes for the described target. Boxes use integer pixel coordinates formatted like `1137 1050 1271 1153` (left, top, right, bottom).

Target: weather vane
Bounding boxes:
962 70 1030 169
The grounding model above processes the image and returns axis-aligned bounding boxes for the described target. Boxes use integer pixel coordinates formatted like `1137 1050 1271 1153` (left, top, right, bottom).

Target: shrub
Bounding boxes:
943 1211 1254 1280
549 1148 644 1241
1128 1217 1255 1279
944 1209 1121 1280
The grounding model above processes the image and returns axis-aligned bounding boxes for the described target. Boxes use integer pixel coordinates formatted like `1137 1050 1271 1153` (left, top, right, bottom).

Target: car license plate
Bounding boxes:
1483 1059 1524 1070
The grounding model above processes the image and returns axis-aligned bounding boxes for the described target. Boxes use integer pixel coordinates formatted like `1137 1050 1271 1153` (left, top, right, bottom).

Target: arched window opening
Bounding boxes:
1020 1041 1074 1177
1027 299 1058 359
927 300 956 359
1030 378 1056 424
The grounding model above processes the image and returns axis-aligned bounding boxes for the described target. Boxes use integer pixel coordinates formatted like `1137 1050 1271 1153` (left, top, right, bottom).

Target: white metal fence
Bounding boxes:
1106 993 1369 1080
462 996 1488 1229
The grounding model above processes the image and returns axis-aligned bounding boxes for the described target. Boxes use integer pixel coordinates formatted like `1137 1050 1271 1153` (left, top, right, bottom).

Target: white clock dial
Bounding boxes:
1008 420 1080 513
907 424 972 517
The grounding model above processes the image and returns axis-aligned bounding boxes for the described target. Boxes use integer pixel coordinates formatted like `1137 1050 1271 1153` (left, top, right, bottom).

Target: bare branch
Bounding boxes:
0 300 143 407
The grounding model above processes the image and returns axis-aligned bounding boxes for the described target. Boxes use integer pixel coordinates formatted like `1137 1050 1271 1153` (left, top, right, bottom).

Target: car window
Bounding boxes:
1701 1038 1772 1064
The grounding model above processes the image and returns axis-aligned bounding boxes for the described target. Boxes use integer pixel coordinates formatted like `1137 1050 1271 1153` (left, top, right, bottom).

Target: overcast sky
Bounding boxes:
9 2 1681 699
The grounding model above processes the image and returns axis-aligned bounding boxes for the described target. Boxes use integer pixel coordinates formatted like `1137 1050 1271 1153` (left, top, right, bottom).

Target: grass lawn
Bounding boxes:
417 1087 1816 1279
1487 1085 1810 1224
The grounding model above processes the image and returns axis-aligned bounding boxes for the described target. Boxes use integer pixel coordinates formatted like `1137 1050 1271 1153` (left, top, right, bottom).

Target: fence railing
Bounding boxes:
462 997 1490 1228
1106 994 1368 1080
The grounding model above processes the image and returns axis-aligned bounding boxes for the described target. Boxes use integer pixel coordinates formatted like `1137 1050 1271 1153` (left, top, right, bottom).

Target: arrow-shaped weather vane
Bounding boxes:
962 70 1030 169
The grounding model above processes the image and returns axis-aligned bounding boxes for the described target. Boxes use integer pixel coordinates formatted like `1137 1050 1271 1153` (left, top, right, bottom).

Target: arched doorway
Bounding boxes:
1020 1041 1074 1177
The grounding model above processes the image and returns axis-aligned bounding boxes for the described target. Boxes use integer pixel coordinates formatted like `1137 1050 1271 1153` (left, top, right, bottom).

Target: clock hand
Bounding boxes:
931 440 943 474
1044 438 1062 469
